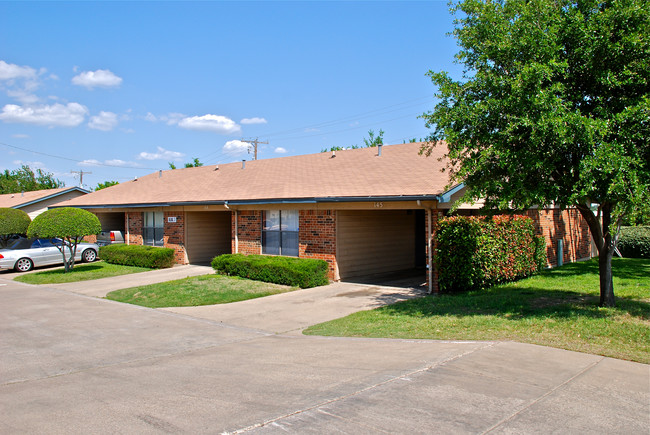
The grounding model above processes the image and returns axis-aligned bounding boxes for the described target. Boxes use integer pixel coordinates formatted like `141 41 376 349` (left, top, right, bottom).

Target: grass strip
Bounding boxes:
14 261 152 284
304 258 650 364
106 274 299 308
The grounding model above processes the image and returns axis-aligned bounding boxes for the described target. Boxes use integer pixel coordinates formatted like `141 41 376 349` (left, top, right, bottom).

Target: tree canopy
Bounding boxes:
27 207 101 272
95 180 120 191
0 165 65 194
421 0 650 306
0 208 31 247
169 157 203 169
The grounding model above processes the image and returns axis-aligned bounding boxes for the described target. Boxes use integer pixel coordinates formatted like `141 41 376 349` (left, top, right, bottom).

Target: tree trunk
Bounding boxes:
576 202 616 307
598 248 615 307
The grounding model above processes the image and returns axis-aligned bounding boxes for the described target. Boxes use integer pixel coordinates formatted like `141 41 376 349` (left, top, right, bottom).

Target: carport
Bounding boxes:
336 209 426 281
184 211 231 264
95 211 125 234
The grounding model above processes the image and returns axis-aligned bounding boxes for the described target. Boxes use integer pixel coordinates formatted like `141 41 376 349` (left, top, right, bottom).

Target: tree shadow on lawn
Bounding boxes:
380 285 650 322
35 264 105 276
541 258 650 282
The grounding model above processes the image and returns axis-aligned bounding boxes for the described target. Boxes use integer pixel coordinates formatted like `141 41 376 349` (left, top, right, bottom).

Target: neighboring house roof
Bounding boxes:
0 187 90 209
60 142 457 208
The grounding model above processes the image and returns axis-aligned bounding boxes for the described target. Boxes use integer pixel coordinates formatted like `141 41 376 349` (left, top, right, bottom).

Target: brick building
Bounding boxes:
59 142 592 291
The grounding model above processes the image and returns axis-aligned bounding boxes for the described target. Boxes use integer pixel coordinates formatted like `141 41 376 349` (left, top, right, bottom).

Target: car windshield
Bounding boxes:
7 238 33 250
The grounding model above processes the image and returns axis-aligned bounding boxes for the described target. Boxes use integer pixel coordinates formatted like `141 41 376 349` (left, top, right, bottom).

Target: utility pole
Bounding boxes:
242 137 268 160
71 170 92 188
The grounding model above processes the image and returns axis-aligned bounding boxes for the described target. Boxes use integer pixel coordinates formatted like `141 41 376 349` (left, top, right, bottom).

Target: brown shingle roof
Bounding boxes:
61 142 452 207
0 187 88 209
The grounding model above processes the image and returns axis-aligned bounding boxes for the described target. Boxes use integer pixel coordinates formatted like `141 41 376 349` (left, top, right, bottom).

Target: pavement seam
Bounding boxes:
480 356 606 434
221 341 498 434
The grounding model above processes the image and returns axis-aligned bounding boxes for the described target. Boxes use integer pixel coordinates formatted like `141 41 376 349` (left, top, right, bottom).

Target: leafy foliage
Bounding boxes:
0 165 65 194
27 207 101 272
99 244 176 269
168 157 203 169
212 254 329 288
618 226 650 258
435 215 546 292
0 208 31 247
95 180 119 191
421 0 650 306
363 129 384 147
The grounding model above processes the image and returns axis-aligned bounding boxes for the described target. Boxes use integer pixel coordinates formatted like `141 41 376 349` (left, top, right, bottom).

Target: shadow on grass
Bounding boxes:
541 258 650 281
32 263 105 276
379 258 650 322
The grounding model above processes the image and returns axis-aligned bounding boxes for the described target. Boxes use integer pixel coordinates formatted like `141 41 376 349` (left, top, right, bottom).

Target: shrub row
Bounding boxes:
211 254 329 288
618 226 650 259
99 244 176 269
435 215 546 293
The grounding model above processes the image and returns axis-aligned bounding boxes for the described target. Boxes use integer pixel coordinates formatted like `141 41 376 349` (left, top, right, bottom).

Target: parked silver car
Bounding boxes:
0 238 99 272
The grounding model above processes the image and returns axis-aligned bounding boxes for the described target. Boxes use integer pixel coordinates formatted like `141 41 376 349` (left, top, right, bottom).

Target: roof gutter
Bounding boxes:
54 195 444 209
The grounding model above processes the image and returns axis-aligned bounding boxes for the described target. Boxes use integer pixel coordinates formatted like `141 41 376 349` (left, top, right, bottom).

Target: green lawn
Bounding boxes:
304 258 650 364
106 274 299 308
14 261 152 284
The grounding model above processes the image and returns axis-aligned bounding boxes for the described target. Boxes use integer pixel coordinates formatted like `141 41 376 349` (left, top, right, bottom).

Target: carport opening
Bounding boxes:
337 209 428 290
96 212 126 234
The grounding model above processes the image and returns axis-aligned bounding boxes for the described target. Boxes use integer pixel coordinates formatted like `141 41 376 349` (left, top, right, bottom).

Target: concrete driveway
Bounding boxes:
1 277 648 434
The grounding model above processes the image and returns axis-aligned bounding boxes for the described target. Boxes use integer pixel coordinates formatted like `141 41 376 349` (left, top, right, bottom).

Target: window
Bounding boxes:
144 212 164 247
262 210 299 257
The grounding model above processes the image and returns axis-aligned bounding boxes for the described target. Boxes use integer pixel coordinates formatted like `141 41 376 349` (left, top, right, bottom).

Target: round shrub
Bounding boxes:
0 208 31 247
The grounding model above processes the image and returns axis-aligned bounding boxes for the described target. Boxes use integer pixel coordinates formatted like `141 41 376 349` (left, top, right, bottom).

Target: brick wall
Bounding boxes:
299 210 337 280
164 212 186 263
525 208 592 267
233 210 261 255
126 212 143 245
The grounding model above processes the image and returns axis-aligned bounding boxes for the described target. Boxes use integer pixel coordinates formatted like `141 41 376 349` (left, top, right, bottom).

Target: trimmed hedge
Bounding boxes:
618 226 650 258
435 215 546 293
212 254 329 288
99 244 175 269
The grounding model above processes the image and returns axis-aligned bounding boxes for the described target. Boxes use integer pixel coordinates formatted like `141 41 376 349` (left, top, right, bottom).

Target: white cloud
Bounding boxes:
12 133 29 139
274 147 287 154
178 114 241 134
13 160 45 169
79 158 140 168
88 111 119 131
144 112 186 125
79 159 102 167
0 102 88 127
138 146 185 161
105 159 140 167
0 60 37 81
223 140 251 156
71 69 123 89
241 117 267 125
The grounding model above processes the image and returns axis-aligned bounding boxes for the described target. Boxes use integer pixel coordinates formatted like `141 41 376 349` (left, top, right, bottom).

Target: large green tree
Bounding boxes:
0 208 31 248
421 0 650 306
0 165 64 194
27 208 101 272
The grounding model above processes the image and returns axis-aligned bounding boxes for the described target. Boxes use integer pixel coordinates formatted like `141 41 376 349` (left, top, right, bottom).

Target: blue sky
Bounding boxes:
0 1 461 190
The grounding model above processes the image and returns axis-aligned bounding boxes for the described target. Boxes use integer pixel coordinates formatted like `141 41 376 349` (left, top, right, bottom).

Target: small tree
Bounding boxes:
27 208 101 272
363 129 385 147
0 208 31 248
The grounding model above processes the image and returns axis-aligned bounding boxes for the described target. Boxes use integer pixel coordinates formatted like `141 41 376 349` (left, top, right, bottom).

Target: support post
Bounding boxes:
428 208 433 294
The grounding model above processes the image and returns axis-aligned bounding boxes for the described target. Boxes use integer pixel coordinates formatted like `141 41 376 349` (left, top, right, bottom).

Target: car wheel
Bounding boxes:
15 258 34 272
82 249 97 263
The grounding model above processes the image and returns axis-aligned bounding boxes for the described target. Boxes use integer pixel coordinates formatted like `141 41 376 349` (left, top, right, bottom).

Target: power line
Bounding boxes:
0 142 161 170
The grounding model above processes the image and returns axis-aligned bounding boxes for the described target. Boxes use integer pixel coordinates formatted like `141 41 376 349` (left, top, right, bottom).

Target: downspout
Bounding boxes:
427 207 433 294
225 201 238 254
126 213 130 245
235 209 239 253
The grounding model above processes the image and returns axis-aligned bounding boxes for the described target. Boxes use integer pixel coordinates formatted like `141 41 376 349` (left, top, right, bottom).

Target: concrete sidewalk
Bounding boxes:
47 264 214 297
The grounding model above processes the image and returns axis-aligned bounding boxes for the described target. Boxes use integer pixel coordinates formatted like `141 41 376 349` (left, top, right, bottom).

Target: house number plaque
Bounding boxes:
167 217 177 223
